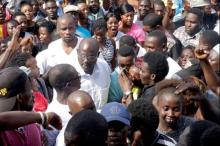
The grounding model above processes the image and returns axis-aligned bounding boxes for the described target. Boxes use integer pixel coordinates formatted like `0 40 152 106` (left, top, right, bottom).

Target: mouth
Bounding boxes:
111 28 117 32
165 117 176 123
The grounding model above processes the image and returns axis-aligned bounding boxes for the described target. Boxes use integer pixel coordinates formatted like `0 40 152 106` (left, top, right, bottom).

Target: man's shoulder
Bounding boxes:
174 26 185 35
48 39 63 49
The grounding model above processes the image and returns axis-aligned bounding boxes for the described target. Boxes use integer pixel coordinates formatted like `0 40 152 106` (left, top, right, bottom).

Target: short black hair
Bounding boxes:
119 35 136 48
74 0 86 5
7 19 19 26
48 64 79 92
143 51 169 82
143 13 163 27
19 0 32 9
45 0 56 4
105 12 120 22
187 120 218 146
120 3 135 16
118 45 135 57
92 18 107 32
153 0 165 7
7 52 33 67
64 110 108 146
12 12 26 19
127 98 159 138
37 21 56 34
188 8 204 23
200 125 220 146
200 30 220 48
148 30 167 46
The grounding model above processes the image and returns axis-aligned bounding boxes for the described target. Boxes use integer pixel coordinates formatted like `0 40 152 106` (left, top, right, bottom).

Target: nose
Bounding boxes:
168 109 174 116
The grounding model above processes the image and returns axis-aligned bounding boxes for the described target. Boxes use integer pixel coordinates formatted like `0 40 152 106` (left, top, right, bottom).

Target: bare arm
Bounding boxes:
0 111 62 131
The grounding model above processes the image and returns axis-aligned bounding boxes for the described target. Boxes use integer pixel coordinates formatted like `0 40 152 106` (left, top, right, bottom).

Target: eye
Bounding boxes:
174 107 180 112
163 106 169 111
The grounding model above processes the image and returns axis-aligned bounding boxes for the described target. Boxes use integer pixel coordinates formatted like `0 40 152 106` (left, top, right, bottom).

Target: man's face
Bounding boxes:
144 36 164 52
77 3 89 19
140 62 153 85
45 1 58 19
138 0 151 18
58 18 76 43
118 55 134 73
77 44 99 74
7 22 18 37
14 15 28 32
89 0 100 14
107 121 128 146
30 0 40 14
185 13 201 36
0 2 6 24
154 4 165 16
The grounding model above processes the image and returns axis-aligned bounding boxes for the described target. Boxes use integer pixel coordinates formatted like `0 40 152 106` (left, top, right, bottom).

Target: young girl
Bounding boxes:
155 79 195 142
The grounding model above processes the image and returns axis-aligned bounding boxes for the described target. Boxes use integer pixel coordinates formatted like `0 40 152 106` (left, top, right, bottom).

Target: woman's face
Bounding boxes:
21 5 34 21
158 93 182 128
38 27 51 44
121 11 134 27
107 16 119 36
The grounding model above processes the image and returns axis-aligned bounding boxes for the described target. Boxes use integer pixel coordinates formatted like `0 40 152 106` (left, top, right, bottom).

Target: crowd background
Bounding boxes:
0 0 220 146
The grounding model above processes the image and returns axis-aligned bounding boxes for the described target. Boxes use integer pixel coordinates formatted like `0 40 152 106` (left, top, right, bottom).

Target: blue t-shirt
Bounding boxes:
76 25 91 38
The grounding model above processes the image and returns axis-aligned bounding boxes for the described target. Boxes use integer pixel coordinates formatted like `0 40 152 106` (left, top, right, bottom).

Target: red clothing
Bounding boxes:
0 124 42 146
33 91 48 112
0 23 8 40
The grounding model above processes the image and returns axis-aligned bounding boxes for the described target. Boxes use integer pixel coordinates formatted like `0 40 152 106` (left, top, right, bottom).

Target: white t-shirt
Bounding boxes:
46 98 71 127
36 37 83 75
55 125 66 146
166 57 182 79
73 57 111 111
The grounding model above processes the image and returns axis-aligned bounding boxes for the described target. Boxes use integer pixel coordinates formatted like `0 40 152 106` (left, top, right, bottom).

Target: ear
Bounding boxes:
162 43 167 52
150 74 156 81
16 94 23 103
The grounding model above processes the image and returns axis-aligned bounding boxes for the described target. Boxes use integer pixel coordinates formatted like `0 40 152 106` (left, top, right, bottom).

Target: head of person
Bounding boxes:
57 14 76 43
7 20 19 37
153 0 165 16
77 38 99 74
0 1 6 24
105 12 120 37
19 37 34 54
67 90 96 116
74 0 89 19
45 0 58 19
117 45 135 72
120 3 135 27
92 18 107 44
185 8 204 36
13 12 28 32
127 98 159 145
63 5 80 23
30 0 40 15
0 67 33 112
178 45 195 68
64 110 108 146
88 0 100 14
155 79 183 129
144 30 167 53
186 120 218 146
129 65 141 84
198 30 220 51
140 51 169 85
101 102 131 146
143 13 163 33
7 52 40 78
138 0 152 19
20 0 34 21
119 35 139 54
49 64 81 97
37 21 56 44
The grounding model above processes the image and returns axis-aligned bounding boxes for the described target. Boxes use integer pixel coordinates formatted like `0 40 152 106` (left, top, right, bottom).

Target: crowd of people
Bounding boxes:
0 0 220 145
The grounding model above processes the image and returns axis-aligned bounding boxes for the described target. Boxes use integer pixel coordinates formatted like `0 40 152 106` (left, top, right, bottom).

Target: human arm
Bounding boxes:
0 111 62 131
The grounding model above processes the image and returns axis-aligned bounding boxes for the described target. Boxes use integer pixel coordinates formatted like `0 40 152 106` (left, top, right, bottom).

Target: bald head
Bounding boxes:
57 13 76 29
79 38 99 52
49 64 80 93
67 90 96 115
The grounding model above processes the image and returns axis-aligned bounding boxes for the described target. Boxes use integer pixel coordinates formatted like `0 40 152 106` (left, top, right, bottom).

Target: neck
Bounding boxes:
62 37 77 54
107 31 117 38
57 92 68 105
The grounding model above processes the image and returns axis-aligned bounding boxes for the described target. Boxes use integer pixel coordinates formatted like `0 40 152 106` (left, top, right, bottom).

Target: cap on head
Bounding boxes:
0 67 28 112
101 102 131 126
63 5 79 13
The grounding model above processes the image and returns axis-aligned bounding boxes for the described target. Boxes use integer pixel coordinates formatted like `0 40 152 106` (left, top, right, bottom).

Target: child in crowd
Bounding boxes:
155 79 195 142
7 52 49 112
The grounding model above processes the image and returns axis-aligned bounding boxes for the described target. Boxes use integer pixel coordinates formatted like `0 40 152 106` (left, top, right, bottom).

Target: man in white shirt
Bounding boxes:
36 13 82 76
73 38 111 111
